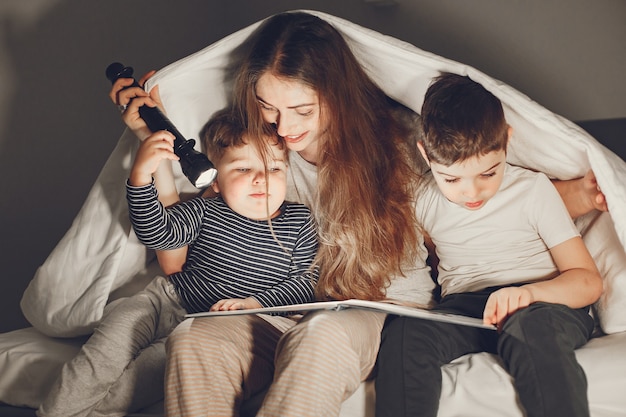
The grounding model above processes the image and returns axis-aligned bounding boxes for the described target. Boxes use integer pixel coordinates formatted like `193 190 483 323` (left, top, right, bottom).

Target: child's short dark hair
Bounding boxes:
200 108 247 163
420 73 508 166
201 107 285 164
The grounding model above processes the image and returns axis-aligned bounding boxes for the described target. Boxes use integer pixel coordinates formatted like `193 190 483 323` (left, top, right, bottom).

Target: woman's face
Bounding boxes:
255 72 325 164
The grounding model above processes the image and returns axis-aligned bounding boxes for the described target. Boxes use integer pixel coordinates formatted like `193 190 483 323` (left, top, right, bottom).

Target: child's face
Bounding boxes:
428 149 506 211
211 139 287 220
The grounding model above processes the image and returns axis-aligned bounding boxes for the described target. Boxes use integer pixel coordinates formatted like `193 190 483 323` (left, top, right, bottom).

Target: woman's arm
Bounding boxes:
552 170 608 219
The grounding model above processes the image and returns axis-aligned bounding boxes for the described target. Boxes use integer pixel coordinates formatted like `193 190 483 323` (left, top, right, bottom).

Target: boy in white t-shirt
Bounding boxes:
376 73 603 417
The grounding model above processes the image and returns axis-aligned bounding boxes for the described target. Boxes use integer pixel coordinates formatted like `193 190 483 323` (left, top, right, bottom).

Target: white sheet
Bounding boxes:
18 9 626 339
2 327 625 416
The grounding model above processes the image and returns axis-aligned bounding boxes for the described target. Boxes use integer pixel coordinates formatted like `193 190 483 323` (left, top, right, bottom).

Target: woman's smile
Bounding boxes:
284 132 307 144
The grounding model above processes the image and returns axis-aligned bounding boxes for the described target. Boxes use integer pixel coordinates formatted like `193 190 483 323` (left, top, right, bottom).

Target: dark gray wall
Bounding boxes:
1 0 624 333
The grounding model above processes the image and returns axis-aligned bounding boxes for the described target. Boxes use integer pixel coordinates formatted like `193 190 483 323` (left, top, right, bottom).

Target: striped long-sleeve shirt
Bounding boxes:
126 182 319 313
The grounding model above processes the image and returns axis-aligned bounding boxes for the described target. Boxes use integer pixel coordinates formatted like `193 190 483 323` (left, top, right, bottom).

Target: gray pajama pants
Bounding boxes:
37 275 186 417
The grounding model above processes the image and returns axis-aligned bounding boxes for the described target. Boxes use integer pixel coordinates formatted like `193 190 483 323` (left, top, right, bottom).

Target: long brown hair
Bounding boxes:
233 11 420 300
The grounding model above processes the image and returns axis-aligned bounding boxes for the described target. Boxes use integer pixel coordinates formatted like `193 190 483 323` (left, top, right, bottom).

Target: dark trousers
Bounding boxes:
375 288 595 417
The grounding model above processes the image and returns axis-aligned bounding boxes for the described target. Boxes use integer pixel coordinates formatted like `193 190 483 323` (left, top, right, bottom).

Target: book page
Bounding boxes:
185 299 496 330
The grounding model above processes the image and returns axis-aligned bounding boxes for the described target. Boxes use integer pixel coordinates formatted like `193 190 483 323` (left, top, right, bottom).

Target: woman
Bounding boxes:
111 12 606 417
165 12 434 417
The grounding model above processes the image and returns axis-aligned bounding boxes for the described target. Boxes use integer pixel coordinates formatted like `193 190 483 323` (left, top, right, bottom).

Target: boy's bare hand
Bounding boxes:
128 131 178 186
210 297 263 311
483 287 533 330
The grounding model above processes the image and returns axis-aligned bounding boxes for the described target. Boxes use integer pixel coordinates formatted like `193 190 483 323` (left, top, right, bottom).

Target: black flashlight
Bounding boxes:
106 62 217 189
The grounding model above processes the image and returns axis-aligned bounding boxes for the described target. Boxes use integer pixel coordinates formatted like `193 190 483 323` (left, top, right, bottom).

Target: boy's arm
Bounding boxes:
118 81 189 274
128 129 188 274
483 236 603 327
257 214 319 306
522 236 603 307
151 160 187 275
148 158 216 274
252 214 318 308
552 170 608 219
153 158 180 207
211 214 319 311
127 181 204 251
128 132 203 252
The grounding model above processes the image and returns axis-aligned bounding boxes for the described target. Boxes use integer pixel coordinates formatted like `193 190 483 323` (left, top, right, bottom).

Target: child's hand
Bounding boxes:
129 131 179 186
210 297 263 311
483 287 533 330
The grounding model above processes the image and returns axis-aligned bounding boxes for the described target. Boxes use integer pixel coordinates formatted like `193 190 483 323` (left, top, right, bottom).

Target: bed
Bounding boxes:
2 10 626 417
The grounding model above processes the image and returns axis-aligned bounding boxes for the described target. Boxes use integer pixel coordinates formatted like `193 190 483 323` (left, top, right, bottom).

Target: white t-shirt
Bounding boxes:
286 150 435 306
416 164 580 297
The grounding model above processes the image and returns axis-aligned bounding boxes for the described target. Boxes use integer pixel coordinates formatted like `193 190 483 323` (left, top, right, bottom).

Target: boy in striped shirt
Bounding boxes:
38 109 318 417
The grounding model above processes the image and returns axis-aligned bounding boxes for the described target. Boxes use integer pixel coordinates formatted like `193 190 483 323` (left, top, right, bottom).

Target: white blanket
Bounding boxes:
20 10 626 338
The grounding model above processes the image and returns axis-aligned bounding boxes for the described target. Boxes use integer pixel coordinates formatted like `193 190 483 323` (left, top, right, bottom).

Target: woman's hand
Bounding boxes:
109 70 160 140
210 297 263 311
580 170 608 213
553 170 608 219
128 130 179 187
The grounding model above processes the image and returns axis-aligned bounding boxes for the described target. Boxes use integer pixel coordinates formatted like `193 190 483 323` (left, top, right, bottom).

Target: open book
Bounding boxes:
185 299 496 330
